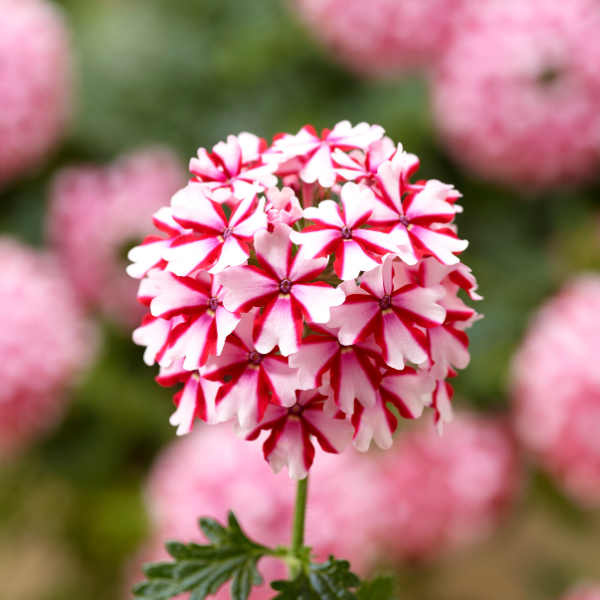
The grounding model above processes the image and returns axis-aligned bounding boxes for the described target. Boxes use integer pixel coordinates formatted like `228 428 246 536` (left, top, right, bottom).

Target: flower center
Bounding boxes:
248 351 263 365
288 403 304 417
222 227 233 240
340 225 352 240
399 215 409 228
209 297 219 312
279 279 292 294
379 295 391 310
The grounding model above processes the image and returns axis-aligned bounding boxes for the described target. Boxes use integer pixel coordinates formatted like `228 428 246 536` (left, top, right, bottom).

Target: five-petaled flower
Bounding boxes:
290 182 403 281
190 133 278 205
237 388 354 480
201 311 300 429
374 153 468 265
129 121 480 479
149 270 240 370
328 257 447 370
269 120 385 188
219 223 345 357
163 184 267 275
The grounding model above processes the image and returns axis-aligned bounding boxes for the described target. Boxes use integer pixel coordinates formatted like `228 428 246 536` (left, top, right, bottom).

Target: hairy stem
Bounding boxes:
289 475 309 578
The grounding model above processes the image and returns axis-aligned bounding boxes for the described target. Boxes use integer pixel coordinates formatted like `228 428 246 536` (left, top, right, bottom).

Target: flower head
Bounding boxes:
49 147 186 328
0 0 73 186
0 238 96 457
432 0 600 189
512 276 600 506
129 123 480 477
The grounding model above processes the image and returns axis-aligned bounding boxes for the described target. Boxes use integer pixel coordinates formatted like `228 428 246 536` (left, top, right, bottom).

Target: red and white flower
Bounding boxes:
350 367 436 451
201 311 300 429
269 120 385 188
190 133 278 205
374 157 467 265
220 223 345 356
328 257 447 370
290 182 403 281
237 388 354 480
265 186 303 230
126 206 188 280
332 139 413 184
132 313 185 367
129 123 480 478
149 270 240 370
289 324 383 415
156 360 219 435
164 184 267 275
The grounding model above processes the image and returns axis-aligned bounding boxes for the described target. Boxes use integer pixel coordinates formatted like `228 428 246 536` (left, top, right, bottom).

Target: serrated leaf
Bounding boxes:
356 574 396 600
133 511 270 600
271 556 361 600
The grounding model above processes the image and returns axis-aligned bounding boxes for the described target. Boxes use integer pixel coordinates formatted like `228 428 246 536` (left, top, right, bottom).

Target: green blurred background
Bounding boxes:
1 1 600 599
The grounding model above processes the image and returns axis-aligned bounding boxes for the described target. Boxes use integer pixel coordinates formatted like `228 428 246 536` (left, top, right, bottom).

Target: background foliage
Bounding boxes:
1 1 600 599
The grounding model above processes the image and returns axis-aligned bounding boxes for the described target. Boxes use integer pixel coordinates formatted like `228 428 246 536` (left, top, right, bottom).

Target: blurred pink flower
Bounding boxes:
432 0 600 190
134 423 384 598
0 238 96 457
48 148 186 328
374 413 521 562
0 0 73 186
561 584 600 600
513 276 600 506
291 0 470 78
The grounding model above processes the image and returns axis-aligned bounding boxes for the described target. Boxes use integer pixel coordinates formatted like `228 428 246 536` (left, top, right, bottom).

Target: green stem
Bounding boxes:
289 475 309 578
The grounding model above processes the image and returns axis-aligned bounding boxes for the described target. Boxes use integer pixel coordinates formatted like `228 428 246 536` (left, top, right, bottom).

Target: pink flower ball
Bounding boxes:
513 276 600 506
432 0 600 190
375 413 521 562
292 0 470 78
0 0 73 186
0 237 96 457
47 148 186 328
561 585 600 600
136 424 384 598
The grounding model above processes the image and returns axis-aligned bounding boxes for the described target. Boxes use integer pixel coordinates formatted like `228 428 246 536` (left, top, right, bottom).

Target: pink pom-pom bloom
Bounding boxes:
0 0 73 186
374 412 521 561
48 148 186 328
129 121 481 480
512 276 600 506
0 238 96 456
432 0 600 190
561 585 600 600
291 0 470 78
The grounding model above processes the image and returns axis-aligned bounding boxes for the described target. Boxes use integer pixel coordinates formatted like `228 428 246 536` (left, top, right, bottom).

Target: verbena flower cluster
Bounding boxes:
512 276 600 507
128 122 481 479
0 0 73 187
48 148 186 328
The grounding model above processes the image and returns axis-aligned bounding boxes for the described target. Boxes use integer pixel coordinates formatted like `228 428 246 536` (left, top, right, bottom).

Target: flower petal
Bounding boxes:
292 281 345 324
253 295 304 357
288 335 338 389
220 265 279 313
351 395 397 452
149 271 210 320
163 234 222 277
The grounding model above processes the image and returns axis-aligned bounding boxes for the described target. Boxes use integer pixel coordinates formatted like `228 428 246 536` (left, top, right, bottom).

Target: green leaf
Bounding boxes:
356 574 396 600
271 556 361 600
133 511 270 600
